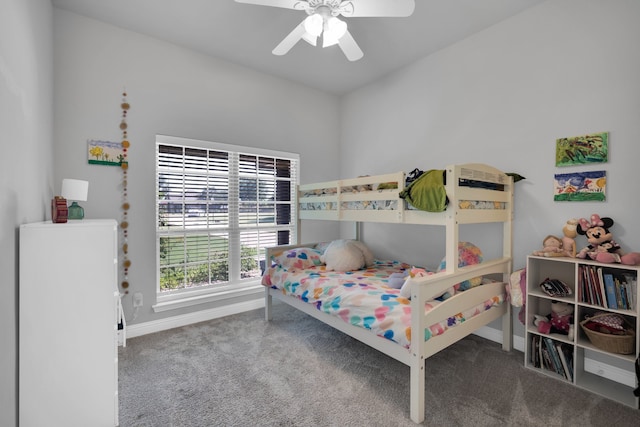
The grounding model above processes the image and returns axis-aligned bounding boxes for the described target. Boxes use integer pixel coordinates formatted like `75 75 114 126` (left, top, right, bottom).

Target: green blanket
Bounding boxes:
399 169 447 212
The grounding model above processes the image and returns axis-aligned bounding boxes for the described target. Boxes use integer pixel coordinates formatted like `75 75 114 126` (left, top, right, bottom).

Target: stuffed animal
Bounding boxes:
399 267 431 299
534 301 574 339
562 218 578 258
576 214 640 265
532 235 566 257
437 242 483 293
322 239 375 271
400 242 483 300
387 271 408 289
508 268 527 325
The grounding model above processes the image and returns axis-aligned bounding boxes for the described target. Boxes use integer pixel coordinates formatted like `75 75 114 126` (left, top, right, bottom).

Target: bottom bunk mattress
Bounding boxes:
261 246 504 349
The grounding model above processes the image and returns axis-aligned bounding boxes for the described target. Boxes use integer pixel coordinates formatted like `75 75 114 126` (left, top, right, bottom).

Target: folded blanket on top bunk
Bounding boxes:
261 243 505 348
298 167 509 214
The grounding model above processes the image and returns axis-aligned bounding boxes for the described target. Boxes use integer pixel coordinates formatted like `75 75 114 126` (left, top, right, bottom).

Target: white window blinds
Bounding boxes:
156 136 298 296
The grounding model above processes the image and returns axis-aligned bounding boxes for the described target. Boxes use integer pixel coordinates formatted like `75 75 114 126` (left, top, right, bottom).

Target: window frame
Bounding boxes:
154 134 299 311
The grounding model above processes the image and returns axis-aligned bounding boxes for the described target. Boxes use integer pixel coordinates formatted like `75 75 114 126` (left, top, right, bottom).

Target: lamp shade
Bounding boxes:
61 179 89 202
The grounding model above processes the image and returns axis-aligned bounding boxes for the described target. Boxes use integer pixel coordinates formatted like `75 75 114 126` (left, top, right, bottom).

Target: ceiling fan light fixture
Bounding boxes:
301 31 318 46
237 0 416 61
322 16 347 47
303 14 323 37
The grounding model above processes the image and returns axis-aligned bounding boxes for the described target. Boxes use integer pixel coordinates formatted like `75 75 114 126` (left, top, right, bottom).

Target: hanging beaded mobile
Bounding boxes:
120 91 131 293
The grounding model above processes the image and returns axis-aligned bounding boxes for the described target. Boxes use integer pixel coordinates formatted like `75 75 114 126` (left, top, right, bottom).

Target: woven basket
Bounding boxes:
580 313 636 355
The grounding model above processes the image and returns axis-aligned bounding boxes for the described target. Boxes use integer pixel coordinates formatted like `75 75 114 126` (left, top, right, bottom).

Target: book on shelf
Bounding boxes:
579 265 591 304
556 342 573 382
613 273 632 310
621 280 628 309
537 335 543 369
578 265 585 303
543 337 564 377
614 275 624 308
622 273 636 308
541 344 554 373
531 335 539 368
603 272 618 309
596 267 608 308
589 266 602 306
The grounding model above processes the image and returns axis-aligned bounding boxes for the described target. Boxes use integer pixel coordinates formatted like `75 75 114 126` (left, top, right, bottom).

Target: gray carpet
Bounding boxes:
119 302 640 426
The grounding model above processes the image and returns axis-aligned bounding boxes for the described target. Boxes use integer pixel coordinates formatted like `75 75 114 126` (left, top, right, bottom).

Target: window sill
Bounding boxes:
152 283 264 313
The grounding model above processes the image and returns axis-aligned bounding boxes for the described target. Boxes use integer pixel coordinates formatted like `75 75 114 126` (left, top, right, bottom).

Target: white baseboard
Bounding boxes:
126 298 265 339
473 325 526 352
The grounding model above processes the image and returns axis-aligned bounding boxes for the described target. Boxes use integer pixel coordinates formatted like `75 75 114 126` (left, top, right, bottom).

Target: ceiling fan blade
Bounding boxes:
272 20 308 55
234 0 307 10
337 30 363 61
339 0 415 17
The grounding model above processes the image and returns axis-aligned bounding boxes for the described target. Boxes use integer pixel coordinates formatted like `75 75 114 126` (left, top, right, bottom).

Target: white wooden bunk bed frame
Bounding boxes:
264 163 514 424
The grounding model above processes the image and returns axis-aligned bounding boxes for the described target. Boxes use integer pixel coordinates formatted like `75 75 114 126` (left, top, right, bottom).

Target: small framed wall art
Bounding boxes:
553 170 606 202
555 132 608 167
88 139 127 167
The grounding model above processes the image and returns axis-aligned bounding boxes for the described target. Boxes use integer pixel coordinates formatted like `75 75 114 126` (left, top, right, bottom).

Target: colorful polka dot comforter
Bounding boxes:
261 247 504 349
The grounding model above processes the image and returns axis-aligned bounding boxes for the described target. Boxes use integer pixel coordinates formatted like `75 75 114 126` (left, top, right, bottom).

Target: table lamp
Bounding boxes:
61 179 89 220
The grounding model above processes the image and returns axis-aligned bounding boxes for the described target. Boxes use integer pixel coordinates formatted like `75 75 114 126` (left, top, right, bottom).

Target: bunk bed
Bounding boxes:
262 163 514 424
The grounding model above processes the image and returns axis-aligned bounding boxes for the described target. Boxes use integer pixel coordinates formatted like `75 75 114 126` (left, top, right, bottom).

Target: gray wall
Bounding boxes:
341 0 640 269
52 9 341 326
4 0 640 424
339 0 640 338
1 1 54 425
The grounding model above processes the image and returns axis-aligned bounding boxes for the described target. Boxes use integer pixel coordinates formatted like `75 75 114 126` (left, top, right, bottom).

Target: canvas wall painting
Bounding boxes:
88 139 127 166
555 132 608 167
554 170 606 202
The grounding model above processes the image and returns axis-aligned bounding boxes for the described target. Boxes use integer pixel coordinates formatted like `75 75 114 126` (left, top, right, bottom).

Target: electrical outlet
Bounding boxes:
133 292 143 308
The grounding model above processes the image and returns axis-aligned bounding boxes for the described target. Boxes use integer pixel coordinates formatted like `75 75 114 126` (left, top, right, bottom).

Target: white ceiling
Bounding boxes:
51 0 545 95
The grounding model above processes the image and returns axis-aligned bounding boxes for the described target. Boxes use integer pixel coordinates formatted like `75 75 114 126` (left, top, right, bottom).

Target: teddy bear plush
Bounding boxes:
576 214 640 265
321 239 375 271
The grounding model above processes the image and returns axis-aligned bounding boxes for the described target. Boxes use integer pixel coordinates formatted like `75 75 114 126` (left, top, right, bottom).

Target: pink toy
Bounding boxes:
549 301 573 335
576 214 640 265
534 301 574 338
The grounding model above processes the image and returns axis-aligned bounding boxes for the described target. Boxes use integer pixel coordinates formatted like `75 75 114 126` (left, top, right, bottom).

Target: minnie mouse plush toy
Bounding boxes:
576 214 640 265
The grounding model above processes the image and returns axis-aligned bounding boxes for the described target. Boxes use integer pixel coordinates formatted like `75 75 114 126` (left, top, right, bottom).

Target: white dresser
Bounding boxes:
19 219 119 426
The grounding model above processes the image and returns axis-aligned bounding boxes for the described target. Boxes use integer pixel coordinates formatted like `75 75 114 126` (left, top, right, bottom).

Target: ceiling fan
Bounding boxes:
235 0 416 61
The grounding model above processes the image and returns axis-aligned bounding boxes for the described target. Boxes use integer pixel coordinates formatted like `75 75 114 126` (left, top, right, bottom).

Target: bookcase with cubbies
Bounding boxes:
525 255 639 408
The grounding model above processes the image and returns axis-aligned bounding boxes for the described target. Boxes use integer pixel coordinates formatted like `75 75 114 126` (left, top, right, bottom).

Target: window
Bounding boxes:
156 135 298 305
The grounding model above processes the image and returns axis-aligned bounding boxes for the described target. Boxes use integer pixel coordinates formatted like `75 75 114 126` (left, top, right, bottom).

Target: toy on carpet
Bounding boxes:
576 214 640 265
322 239 375 271
534 301 574 339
